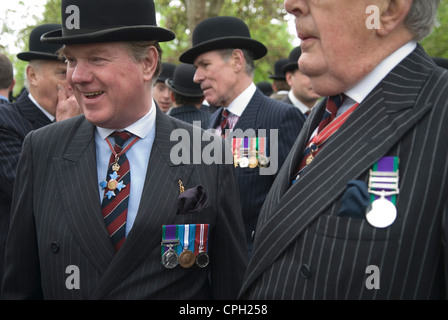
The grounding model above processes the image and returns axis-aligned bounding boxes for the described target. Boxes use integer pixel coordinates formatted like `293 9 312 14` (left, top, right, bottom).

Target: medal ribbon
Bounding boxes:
259 137 266 158
292 102 359 184
194 224 209 254
234 138 242 160
242 137 249 157
369 156 399 204
106 134 141 164
161 225 178 256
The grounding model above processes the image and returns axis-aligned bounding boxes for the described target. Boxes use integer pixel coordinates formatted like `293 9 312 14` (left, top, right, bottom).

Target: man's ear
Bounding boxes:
231 49 245 72
376 0 413 36
26 64 38 87
142 46 159 82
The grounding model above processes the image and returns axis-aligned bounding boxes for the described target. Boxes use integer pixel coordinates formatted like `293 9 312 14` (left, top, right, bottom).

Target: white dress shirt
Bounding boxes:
95 101 157 235
338 41 417 117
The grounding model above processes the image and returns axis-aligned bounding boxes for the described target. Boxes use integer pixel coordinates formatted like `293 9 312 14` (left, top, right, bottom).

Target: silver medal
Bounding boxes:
365 191 397 228
162 247 179 269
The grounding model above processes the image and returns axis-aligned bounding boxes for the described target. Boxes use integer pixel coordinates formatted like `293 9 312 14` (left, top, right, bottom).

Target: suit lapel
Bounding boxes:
16 92 53 129
241 46 437 294
53 118 116 274
91 108 196 299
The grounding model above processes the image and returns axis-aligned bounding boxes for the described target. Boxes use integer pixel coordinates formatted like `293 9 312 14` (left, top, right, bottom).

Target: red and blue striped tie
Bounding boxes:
101 131 132 251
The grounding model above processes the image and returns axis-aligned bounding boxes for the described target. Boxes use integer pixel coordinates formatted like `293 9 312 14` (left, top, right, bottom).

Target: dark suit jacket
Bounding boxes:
209 89 305 252
1 108 247 299
239 45 448 299
241 46 448 299
169 104 210 129
0 91 52 283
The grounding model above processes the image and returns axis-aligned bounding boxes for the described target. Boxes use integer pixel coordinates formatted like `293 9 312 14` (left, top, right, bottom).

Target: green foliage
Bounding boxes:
421 0 448 58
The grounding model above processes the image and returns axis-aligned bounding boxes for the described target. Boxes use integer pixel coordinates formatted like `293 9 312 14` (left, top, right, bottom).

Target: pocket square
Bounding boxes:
337 180 370 219
177 185 209 215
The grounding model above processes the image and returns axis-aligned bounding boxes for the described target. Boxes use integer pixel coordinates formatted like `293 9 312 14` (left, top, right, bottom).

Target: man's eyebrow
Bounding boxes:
62 46 111 57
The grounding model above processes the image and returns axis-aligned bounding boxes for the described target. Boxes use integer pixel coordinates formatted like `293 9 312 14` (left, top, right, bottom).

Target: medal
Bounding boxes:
179 250 196 268
365 157 399 228
162 245 179 269
248 138 258 168
257 137 269 167
239 138 249 168
365 191 397 228
233 138 241 168
179 224 196 268
161 225 180 269
195 224 210 268
249 154 258 168
196 252 209 268
239 157 249 168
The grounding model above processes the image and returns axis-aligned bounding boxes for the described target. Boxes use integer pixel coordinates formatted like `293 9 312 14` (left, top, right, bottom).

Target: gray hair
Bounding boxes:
405 0 441 42
217 48 255 77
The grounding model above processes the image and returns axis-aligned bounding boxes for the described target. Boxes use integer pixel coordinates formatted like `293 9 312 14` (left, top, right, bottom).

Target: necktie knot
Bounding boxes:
111 131 132 151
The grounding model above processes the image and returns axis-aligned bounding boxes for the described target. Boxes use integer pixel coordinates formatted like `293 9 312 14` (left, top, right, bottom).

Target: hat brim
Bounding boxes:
41 25 175 44
17 51 61 62
179 37 267 64
165 79 204 98
269 74 286 80
282 62 298 74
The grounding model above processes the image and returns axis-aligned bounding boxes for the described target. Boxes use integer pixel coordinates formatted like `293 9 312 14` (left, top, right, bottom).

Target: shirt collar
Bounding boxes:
97 100 156 140
345 41 417 105
225 82 257 117
28 92 55 122
288 90 310 115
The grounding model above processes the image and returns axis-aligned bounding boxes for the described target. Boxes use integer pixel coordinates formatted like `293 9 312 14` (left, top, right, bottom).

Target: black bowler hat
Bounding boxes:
282 46 302 74
269 58 289 80
157 63 177 83
179 16 267 64
41 0 174 44
165 63 204 97
17 24 63 61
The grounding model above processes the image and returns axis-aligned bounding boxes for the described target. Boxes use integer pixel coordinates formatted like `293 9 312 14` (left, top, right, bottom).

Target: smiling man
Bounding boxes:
1 0 247 300
239 0 448 299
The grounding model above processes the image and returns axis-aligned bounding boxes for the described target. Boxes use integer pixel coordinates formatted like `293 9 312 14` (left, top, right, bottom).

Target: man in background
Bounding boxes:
153 62 176 113
282 46 320 117
0 53 15 103
166 62 210 129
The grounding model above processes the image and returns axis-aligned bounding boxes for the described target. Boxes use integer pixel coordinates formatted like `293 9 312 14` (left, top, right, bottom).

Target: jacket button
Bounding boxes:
251 230 255 241
299 264 312 279
50 242 59 253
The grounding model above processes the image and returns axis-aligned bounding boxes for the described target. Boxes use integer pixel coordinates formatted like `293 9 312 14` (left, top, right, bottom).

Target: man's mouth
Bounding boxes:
84 91 104 99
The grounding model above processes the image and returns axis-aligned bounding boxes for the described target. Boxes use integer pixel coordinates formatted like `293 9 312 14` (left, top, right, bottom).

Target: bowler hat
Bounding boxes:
269 58 289 80
41 0 175 44
165 63 204 97
157 63 177 83
179 16 267 64
282 46 302 74
17 24 63 61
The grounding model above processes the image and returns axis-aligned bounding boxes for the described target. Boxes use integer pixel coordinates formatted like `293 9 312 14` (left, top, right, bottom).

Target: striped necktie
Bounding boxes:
318 94 345 133
101 131 133 251
219 109 230 137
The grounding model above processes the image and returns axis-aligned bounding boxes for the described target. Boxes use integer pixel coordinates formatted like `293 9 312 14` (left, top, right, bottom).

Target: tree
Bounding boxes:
157 0 295 83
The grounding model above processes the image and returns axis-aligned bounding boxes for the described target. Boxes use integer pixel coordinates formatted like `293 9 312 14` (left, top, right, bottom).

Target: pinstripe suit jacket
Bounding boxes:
1 107 247 299
0 91 52 284
169 104 210 129
209 89 305 252
239 45 448 299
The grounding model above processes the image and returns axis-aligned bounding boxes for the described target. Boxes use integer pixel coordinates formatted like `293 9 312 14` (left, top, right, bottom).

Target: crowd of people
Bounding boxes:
0 0 447 300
